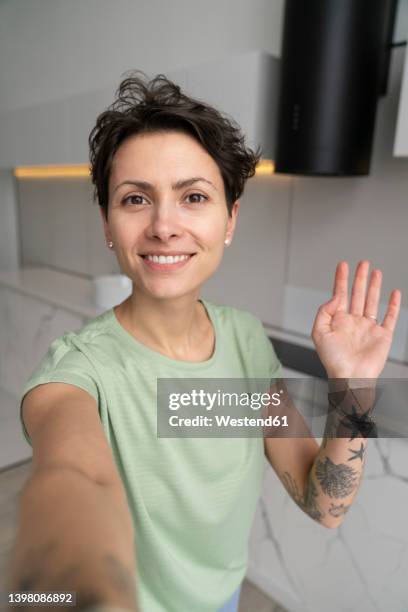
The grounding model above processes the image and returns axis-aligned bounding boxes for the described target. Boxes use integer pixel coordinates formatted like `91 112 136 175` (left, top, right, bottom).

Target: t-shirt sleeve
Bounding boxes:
20 333 100 447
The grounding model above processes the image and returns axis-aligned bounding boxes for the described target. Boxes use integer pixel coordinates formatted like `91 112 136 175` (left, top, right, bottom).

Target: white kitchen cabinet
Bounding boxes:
394 44 408 156
0 51 279 167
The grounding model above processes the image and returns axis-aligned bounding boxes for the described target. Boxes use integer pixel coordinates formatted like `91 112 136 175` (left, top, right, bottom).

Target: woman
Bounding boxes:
15 71 401 612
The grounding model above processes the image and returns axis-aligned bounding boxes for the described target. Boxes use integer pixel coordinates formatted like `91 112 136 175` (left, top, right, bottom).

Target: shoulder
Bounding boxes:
47 309 114 355
70 309 114 343
36 313 107 361
22 310 114 393
203 298 265 337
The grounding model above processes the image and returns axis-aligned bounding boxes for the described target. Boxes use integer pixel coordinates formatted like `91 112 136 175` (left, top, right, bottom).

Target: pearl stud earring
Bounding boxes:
224 239 230 245
107 241 113 248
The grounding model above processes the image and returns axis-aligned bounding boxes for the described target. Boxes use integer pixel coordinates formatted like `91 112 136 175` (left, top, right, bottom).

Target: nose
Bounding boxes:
145 201 183 242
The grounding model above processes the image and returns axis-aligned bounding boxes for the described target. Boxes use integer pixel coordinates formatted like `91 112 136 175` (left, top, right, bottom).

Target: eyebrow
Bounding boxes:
112 176 217 195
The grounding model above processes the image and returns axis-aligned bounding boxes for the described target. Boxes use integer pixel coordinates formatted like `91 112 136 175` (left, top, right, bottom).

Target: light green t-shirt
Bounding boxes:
20 298 282 612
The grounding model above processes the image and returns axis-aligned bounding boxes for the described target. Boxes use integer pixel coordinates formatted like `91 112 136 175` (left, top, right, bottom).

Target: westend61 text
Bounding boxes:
168 415 289 427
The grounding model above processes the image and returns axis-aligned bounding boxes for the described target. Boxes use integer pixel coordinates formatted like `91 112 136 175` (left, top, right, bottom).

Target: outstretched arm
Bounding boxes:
5 468 139 612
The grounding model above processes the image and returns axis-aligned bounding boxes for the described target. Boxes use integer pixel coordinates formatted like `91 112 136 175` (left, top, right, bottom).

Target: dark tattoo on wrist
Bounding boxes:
315 456 358 498
347 442 366 462
326 386 377 441
328 502 350 517
339 405 377 440
281 471 325 522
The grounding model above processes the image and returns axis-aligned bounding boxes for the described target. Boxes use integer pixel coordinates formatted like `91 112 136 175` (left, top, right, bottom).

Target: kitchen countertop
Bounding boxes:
0 266 106 319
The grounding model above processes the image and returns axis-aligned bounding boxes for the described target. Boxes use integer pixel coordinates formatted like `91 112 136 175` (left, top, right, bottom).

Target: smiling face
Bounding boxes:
100 130 239 301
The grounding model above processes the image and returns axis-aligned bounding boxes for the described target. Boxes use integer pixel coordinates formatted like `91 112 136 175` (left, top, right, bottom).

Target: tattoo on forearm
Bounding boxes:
328 502 350 517
282 471 325 522
315 457 358 498
347 442 366 462
303 472 325 522
322 410 341 448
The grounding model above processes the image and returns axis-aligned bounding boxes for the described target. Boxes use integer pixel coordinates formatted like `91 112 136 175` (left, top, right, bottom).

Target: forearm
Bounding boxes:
5 467 139 612
303 380 377 528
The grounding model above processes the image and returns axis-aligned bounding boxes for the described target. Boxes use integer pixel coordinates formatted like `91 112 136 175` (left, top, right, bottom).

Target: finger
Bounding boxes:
350 260 370 316
381 290 402 333
363 268 382 320
332 261 348 312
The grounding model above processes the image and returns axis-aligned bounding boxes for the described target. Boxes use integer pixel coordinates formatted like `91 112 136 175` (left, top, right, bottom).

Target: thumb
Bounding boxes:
323 292 341 316
312 293 341 336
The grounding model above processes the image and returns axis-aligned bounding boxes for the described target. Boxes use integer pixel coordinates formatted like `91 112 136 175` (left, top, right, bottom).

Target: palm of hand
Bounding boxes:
311 261 401 379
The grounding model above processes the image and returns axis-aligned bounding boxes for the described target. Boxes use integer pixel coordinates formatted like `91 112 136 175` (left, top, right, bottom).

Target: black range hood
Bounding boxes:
275 0 398 176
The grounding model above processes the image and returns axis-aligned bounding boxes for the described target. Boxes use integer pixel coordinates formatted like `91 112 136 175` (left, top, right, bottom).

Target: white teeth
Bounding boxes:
146 254 190 264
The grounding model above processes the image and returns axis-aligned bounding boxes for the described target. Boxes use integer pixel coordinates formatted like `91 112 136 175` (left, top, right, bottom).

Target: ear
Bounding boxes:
225 200 240 243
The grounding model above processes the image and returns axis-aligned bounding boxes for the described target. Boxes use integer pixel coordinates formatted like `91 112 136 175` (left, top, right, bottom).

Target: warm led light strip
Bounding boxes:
255 160 275 175
14 165 91 178
14 160 274 179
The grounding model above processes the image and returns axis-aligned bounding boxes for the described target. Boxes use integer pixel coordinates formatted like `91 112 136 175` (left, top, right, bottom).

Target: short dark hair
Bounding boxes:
88 70 261 219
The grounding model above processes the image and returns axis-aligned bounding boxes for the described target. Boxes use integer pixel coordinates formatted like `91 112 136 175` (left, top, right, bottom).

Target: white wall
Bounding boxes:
0 0 284 112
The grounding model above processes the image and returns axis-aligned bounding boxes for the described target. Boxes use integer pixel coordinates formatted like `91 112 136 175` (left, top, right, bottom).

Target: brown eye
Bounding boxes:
186 193 208 204
122 194 146 206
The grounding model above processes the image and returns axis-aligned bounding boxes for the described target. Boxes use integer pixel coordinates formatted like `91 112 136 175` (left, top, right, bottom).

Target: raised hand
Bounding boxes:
311 261 401 379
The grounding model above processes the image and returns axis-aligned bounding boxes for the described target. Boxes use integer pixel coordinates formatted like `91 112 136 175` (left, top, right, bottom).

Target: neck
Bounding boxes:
117 290 208 359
